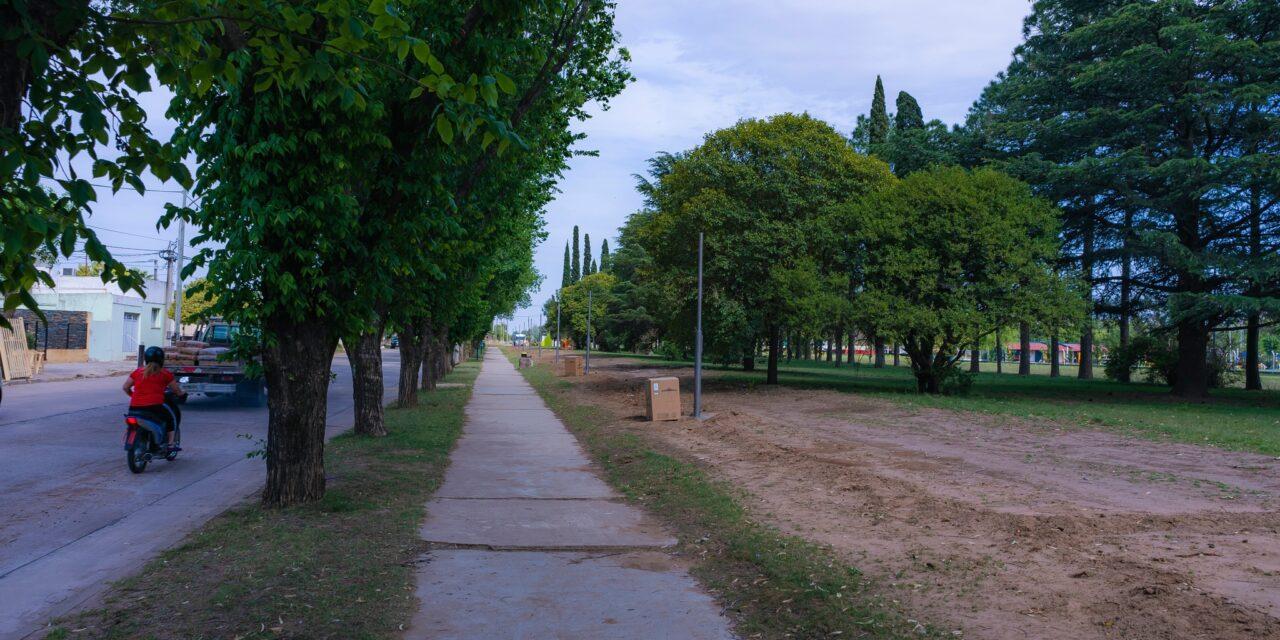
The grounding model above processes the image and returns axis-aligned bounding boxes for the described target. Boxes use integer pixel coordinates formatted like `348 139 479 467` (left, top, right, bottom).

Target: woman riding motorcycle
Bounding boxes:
122 346 187 450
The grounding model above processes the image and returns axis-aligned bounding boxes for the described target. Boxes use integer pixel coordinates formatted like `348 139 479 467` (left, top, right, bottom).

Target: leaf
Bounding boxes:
494 72 516 95
435 115 454 144
413 42 431 64
427 56 444 75
254 76 274 93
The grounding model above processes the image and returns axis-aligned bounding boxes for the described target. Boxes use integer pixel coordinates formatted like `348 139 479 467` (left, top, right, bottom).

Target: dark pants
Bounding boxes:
131 399 180 433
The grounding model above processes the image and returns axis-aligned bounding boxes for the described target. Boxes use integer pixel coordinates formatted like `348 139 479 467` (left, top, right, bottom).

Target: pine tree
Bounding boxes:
895 91 924 130
571 225 581 283
562 242 571 288
583 234 593 275
599 239 610 273
869 75 889 145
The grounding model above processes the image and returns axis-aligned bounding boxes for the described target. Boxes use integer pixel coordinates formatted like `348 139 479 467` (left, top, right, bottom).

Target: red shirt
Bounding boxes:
129 368 174 407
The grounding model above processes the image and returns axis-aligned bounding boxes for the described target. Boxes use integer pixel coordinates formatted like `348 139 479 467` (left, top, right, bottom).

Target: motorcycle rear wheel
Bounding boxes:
127 440 149 473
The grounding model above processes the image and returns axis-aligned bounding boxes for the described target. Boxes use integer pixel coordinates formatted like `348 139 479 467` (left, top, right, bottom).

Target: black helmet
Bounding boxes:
144 346 166 366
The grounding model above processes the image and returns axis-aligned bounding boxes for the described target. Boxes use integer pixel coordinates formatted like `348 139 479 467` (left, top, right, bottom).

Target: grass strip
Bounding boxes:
503 347 935 639
48 360 479 640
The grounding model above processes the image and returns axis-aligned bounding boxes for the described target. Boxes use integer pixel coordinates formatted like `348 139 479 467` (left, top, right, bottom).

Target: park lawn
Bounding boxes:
588 351 1280 457
504 347 938 640
47 361 479 640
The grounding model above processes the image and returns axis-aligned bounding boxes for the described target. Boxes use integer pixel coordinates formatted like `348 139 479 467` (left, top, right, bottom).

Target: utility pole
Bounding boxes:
171 200 187 342
555 294 561 363
159 244 177 346
694 232 704 418
585 289 592 375
538 311 543 357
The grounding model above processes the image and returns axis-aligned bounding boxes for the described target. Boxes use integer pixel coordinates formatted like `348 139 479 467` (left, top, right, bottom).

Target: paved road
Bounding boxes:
0 351 402 640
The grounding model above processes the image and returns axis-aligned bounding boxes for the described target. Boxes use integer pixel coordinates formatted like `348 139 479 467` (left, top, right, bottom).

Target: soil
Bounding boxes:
552 354 1280 640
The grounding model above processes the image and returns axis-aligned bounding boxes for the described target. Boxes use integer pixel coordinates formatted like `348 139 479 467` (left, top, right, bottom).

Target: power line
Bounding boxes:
87 224 174 241
39 176 191 195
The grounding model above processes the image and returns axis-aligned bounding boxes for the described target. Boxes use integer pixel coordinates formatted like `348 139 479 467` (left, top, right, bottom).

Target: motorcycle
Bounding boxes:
123 392 186 473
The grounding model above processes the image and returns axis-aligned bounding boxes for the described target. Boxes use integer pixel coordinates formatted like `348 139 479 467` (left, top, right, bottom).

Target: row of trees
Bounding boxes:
560 224 611 287
3 0 629 505
545 0 1279 398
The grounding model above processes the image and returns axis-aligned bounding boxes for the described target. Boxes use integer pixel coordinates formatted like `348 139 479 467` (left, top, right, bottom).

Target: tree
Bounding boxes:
583 233 593 275
0 3 190 326
175 278 218 325
869 75 889 145
571 225 581 283
562 242 572 288
555 271 615 348
848 166 1073 393
599 238 611 273
969 0 1280 397
74 262 104 277
158 0 627 505
636 113 893 384
894 91 923 130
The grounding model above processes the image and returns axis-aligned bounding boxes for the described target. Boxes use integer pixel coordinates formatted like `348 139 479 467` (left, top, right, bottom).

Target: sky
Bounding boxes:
62 0 1032 322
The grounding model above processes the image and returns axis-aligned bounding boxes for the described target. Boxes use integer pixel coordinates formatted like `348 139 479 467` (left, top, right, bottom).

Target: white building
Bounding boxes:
27 272 169 362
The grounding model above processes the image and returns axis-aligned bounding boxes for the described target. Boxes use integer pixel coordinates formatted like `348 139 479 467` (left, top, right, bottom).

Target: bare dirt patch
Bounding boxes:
553 354 1280 640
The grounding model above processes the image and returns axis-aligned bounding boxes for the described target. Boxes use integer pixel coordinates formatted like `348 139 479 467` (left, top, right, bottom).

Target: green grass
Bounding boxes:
585 351 1280 457
504 347 937 640
51 361 479 640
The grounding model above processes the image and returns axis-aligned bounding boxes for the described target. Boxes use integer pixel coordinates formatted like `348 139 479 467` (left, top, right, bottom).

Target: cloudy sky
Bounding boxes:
67 0 1032 322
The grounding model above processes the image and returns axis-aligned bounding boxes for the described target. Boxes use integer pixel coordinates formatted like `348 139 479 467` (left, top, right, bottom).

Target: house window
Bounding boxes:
151 308 162 329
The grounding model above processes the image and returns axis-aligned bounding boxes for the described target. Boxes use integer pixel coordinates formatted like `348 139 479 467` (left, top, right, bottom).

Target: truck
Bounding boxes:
163 320 266 406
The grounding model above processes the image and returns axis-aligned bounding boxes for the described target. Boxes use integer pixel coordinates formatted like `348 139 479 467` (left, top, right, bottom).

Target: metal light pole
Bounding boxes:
694 232 704 418
585 288 592 375
171 201 187 342
555 294 562 363
159 244 176 346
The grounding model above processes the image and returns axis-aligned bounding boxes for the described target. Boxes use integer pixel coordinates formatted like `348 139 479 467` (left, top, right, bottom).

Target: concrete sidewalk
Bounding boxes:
409 349 734 639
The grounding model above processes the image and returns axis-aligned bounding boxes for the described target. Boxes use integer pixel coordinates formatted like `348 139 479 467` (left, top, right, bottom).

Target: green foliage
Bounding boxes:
73 261 104 277
555 271 616 347
847 166 1075 392
562 242 572 288
0 2 192 324
969 0 1280 396
894 91 923 130
177 278 218 325
599 238 611 273
583 233 593 276
868 75 889 145
1106 334 1239 390
632 113 893 381
571 225 581 284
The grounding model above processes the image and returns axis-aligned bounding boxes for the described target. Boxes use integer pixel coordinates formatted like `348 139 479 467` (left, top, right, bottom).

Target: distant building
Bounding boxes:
24 275 168 362
1006 341 1103 365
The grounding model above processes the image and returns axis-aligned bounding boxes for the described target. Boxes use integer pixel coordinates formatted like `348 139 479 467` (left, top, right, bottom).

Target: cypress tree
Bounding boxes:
561 242 571 288
599 239 610 273
583 234 593 275
869 75 889 145
895 91 924 130
571 225 580 283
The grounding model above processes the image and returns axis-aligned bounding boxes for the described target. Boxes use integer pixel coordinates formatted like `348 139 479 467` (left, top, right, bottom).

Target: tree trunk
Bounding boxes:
1118 208 1133 382
261 316 337 507
892 343 899 367
1245 186 1263 391
834 329 844 367
1018 322 1031 376
826 334 833 362
1049 328 1060 378
970 335 980 373
1172 319 1210 398
742 349 756 371
1078 225 1095 380
347 324 387 437
397 322 422 407
873 335 885 368
848 330 857 366
437 327 452 377
420 320 436 392
766 325 780 384
1246 314 1261 391
995 326 1003 373
785 333 793 362
1078 320 1094 380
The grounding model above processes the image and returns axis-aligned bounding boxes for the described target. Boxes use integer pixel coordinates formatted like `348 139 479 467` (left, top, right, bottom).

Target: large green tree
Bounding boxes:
969 0 1280 397
848 167 1073 393
571 224 581 283
636 113 893 384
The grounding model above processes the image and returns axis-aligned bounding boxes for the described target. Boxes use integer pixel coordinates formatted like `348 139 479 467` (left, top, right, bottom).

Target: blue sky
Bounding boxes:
65 0 1032 323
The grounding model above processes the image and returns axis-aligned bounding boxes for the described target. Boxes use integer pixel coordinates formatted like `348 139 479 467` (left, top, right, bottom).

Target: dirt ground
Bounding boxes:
552 355 1280 640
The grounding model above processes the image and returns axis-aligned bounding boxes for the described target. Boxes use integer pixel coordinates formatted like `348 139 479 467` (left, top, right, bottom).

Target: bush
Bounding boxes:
655 341 686 362
1105 334 1239 389
938 366 974 396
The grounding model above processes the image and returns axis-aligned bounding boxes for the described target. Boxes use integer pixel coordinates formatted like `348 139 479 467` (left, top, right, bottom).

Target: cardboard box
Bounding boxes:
645 376 681 421
519 354 533 368
558 355 583 377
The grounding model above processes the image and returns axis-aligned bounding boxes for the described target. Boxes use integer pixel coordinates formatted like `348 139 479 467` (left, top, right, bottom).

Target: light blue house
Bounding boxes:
29 275 168 362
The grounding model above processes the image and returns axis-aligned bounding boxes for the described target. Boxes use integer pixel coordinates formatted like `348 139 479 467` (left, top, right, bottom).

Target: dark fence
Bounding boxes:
10 310 90 350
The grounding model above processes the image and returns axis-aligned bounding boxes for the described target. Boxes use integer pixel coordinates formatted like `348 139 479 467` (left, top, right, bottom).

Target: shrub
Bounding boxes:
938 366 974 396
1105 334 1238 389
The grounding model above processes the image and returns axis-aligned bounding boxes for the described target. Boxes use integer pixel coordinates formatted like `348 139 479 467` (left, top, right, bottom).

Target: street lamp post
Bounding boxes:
694 232 704 418
585 288 592 375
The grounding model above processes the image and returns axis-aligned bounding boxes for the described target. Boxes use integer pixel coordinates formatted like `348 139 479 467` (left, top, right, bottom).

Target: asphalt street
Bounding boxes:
0 350 402 640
